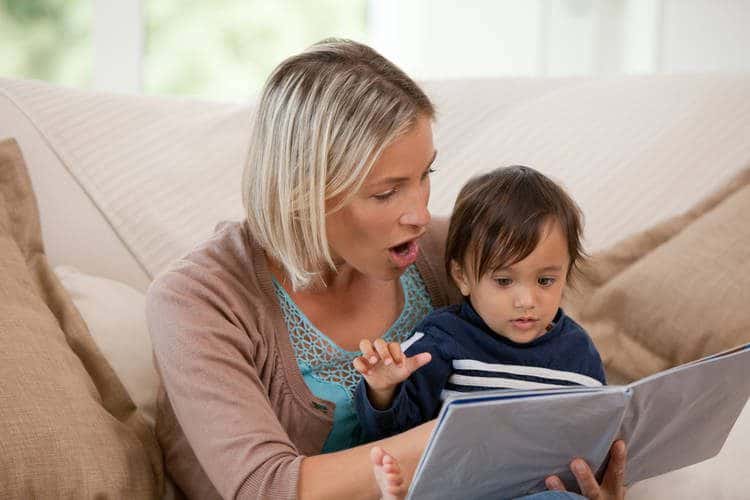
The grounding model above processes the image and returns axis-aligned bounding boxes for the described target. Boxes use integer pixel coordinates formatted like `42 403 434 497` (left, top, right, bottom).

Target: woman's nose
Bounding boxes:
399 182 431 227
399 198 431 227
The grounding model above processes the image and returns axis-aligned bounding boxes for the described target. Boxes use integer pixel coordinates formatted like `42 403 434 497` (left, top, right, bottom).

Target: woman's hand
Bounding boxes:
544 440 627 500
353 338 432 409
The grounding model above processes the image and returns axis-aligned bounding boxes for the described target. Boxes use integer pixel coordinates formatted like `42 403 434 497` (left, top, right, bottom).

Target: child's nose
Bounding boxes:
513 287 535 310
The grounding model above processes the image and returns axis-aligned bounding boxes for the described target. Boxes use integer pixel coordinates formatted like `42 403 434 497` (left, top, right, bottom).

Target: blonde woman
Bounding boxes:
146 39 627 500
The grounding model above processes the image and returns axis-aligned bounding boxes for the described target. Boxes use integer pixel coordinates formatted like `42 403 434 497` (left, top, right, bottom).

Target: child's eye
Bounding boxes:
538 277 556 287
494 278 513 287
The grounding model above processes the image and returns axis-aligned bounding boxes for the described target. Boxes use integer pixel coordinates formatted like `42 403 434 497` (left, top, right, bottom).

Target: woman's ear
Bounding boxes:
449 259 472 297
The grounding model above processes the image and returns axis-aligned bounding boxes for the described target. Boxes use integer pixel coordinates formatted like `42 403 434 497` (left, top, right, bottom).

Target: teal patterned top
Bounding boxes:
272 265 433 453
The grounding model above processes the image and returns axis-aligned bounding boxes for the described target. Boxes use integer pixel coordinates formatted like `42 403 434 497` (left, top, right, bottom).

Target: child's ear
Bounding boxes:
449 259 471 296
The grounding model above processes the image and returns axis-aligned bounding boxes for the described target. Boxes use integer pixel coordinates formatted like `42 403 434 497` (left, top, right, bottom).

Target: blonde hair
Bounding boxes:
243 38 434 290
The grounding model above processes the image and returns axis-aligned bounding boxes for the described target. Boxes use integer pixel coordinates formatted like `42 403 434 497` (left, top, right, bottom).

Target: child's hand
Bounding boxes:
353 338 432 393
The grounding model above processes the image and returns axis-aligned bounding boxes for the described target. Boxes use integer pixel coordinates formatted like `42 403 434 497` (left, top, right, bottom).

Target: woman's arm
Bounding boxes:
298 419 436 500
300 429 627 500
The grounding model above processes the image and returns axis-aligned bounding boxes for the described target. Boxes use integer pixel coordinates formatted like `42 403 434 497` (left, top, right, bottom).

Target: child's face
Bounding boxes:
451 220 569 344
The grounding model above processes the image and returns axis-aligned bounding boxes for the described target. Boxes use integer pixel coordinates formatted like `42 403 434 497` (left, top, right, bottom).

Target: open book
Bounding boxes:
407 342 750 500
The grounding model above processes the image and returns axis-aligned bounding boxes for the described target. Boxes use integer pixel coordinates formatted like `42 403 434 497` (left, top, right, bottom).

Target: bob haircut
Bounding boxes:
445 165 586 285
243 38 435 290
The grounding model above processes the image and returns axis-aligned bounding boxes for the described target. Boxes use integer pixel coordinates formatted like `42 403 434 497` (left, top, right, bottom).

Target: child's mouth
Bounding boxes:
511 318 539 331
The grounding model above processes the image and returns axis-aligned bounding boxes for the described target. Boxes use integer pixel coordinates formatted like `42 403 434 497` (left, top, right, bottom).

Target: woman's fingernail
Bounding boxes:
384 359 392 366
370 356 378 364
573 461 585 474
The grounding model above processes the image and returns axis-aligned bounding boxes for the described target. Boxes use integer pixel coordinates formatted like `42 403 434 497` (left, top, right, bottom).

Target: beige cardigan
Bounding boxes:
146 218 459 499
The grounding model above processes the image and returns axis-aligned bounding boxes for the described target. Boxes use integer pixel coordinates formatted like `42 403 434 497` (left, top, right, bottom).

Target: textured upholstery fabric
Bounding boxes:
565 168 750 383
55 265 159 426
2 76 749 284
0 138 163 498
2 74 750 499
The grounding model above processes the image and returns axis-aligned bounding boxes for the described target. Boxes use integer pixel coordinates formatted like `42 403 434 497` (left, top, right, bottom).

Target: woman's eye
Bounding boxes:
538 277 556 287
421 167 436 180
494 278 513 287
373 189 396 201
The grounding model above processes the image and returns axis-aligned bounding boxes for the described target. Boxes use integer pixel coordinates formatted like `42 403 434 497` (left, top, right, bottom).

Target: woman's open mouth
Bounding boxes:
388 239 420 268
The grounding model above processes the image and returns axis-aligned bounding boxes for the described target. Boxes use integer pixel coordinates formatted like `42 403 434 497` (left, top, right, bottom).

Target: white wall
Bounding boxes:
660 0 750 72
368 0 750 80
369 0 543 79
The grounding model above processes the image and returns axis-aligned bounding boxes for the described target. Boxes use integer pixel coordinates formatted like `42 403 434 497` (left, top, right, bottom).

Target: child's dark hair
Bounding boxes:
445 165 586 284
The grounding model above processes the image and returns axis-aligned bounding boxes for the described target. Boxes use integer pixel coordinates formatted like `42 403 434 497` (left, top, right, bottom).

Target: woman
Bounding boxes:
146 38 626 500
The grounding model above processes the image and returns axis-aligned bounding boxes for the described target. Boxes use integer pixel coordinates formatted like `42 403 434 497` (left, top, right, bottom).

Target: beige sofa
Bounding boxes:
1 74 749 499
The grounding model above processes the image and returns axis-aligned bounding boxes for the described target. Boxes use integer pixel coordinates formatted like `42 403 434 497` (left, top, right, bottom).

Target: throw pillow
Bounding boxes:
0 138 163 498
565 168 750 383
54 266 158 426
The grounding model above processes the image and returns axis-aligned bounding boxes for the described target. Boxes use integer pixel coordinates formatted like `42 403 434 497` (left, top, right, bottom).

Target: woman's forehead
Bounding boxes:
365 150 438 189
365 123 434 183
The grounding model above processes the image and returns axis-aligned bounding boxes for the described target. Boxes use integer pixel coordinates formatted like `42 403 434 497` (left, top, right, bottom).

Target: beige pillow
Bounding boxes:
565 168 750 383
0 138 163 498
54 265 159 426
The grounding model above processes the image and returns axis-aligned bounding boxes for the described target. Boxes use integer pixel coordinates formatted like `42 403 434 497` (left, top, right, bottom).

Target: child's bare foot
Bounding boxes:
371 446 407 500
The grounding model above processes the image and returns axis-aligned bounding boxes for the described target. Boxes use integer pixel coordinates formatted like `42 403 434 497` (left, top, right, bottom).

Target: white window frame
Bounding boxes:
93 0 143 94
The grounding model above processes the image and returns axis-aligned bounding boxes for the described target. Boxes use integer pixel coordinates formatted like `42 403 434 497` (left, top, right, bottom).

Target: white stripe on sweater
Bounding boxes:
448 374 568 390
452 359 602 387
400 331 425 353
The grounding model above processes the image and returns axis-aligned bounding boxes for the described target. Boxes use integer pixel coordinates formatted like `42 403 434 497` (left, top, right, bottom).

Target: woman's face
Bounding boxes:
325 115 437 282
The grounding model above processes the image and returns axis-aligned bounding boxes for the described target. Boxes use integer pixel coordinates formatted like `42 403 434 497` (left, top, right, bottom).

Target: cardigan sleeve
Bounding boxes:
146 266 303 500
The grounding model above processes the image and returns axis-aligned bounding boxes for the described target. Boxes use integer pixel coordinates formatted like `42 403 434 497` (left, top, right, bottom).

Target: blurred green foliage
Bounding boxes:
0 0 91 86
144 0 367 100
0 0 366 100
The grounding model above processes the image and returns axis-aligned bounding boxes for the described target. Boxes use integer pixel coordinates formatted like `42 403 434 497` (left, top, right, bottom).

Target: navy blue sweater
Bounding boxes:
355 301 605 441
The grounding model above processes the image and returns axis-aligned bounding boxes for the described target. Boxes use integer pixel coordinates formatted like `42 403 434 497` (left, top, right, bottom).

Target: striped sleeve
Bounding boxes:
355 325 454 441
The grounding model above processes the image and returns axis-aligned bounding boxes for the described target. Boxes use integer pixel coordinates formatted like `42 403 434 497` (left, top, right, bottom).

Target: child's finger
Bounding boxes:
373 338 393 366
388 342 404 365
359 339 379 365
352 356 370 375
406 352 432 373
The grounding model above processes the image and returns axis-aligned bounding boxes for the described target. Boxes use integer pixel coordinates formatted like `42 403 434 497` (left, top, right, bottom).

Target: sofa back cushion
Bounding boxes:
3 75 749 290
564 167 750 382
0 138 163 498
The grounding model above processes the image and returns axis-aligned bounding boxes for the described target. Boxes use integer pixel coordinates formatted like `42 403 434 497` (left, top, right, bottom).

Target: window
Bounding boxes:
1 0 366 99
0 0 92 86
143 0 367 99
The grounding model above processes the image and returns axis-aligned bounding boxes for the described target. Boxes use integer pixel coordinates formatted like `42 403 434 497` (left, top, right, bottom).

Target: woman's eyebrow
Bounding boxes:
367 150 438 187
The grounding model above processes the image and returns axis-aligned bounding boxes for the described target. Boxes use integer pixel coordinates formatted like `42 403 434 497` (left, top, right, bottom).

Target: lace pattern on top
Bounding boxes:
273 265 433 401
